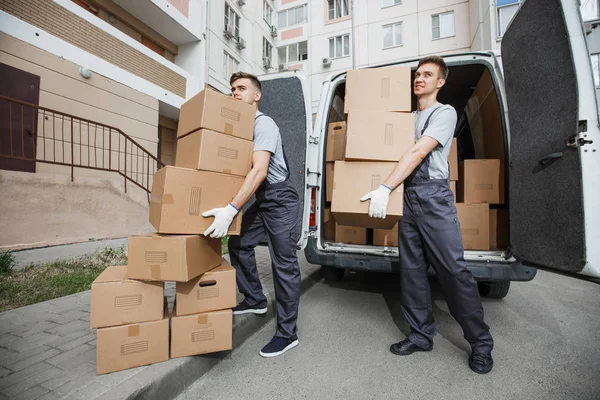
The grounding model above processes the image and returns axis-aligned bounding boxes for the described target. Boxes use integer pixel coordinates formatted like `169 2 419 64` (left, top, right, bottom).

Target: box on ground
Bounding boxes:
90 266 164 329
331 161 403 229
456 203 490 251
490 208 509 249
171 308 232 359
458 159 503 204
325 122 347 162
150 166 243 235
176 259 236 316
449 138 458 181
127 234 222 282
177 89 254 140
373 223 399 247
323 207 336 241
344 67 412 113
345 111 415 162
335 223 367 245
96 306 169 375
175 129 253 177
326 162 334 202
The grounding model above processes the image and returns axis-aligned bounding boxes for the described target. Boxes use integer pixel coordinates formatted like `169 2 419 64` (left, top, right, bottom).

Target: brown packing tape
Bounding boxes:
128 325 140 337
197 314 209 325
223 123 234 135
162 194 174 204
151 265 162 280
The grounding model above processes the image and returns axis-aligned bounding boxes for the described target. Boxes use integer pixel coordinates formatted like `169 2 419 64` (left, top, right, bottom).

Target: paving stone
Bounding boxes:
1 367 63 398
0 362 53 390
55 348 95 371
0 321 22 336
11 321 61 338
62 381 107 400
0 369 10 380
0 334 21 347
40 362 94 391
4 332 62 353
1 345 52 367
89 377 142 400
5 385 50 400
44 330 90 350
54 376 104 398
46 344 94 367
47 311 89 326
45 320 89 337
9 349 61 373
56 334 95 352
86 339 96 347
78 315 90 322
36 391 63 400
0 348 18 368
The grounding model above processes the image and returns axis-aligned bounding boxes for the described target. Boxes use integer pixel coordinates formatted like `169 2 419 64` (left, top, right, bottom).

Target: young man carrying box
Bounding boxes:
360 56 494 374
202 72 301 358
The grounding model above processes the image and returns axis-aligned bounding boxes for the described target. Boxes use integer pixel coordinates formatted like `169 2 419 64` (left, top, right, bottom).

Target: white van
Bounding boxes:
256 0 600 298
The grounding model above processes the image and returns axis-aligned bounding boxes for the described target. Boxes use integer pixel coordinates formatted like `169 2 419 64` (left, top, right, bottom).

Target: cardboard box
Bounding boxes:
456 203 490 251
345 111 415 162
325 162 334 202
325 121 347 162
335 223 367 245
449 138 458 181
323 207 336 240
490 208 509 249
373 223 399 247
344 67 412 113
177 89 254 140
149 166 244 235
175 129 253 177
90 266 164 329
458 159 503 204
96 308 169 375
450 181 456 202
175 259 236 316
171 308 232 359
127 234 222 282
331 161 403 229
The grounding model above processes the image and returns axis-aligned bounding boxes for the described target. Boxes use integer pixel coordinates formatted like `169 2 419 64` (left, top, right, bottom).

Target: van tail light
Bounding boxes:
309 187 317 227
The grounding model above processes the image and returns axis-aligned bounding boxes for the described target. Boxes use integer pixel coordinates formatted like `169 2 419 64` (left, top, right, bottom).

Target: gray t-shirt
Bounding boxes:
254 111 288 184
414 102 457 180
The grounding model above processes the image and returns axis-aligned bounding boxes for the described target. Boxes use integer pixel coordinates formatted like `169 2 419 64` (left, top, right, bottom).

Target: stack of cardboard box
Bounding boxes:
324 67 415 246
91 89 255 375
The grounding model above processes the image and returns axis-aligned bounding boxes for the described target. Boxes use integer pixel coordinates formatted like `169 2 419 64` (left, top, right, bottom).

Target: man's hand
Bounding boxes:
202 204 239 238
360 185 392 219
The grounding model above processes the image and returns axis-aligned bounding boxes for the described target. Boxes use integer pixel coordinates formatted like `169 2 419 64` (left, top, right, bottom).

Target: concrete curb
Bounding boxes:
128 267 323 400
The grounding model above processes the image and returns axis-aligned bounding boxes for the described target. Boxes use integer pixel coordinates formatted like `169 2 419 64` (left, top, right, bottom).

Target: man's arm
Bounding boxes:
383 135 439 190
231 150 271 209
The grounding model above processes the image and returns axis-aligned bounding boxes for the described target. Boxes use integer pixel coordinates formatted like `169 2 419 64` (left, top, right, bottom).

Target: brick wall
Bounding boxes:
1 0 186 98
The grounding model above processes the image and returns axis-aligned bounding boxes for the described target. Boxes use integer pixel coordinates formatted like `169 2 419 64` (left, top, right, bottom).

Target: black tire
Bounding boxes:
321 265 345 282
478 281 511 299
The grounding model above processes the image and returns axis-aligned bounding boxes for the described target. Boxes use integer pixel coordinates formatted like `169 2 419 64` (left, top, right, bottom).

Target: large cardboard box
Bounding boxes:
449 138 458 181
96 308 169 375
458 159 503 204
325 162 334 202
90 266 164 329
177 89 254 140
456 203 490 251
171 308 232 359
331 161 403 229
175 260 236 316
490 208 509 249
450 181 456 202
149 166 244 235
127 234 222 282
373 223 399 247
175 129 253 177
345 111 415 162
325 121 347 162
335 223 367 245
344 67 412 113
323 207 336 240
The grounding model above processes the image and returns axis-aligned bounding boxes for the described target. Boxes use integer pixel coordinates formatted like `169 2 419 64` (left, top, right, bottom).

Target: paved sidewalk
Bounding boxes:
0 245 320 400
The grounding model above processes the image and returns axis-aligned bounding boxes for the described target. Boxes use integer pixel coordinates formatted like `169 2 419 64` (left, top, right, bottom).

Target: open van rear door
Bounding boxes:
502 0 600 277
257 71 313 249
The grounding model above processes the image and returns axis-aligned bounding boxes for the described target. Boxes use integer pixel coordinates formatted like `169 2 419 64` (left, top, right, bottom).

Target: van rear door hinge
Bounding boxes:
304 230 317 239
309 136 319 144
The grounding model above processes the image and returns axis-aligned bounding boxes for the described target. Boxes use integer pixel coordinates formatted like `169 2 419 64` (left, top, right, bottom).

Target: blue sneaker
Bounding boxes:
232 299 267 315
259 335 299 358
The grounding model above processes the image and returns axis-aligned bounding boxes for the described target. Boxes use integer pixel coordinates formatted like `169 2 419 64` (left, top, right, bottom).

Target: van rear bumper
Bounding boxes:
304 238 537 282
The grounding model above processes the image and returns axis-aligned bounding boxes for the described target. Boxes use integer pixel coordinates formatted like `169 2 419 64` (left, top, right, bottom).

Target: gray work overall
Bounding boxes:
228 114 301 340
398 108 494 353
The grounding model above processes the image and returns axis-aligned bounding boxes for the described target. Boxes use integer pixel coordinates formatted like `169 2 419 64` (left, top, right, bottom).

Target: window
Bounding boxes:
329 34 350 58
591 54 600 87
263 37 273 64
263 1 273 26
382 22 402 48
382 0 401 8
581 0 600 21
142 37 163 56
278 4 308 29
432 11 455 39
497 0 524 37
278 41 308 65
223 52 239 80
328 0 349 20
224 3 240 39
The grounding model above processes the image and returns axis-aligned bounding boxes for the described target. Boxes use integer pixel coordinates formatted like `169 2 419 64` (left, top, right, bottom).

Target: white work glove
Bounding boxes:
202 204 238 238
360 184 392 219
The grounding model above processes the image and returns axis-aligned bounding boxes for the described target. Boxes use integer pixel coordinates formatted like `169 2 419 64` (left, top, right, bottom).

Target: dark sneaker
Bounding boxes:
390 338 432 356
469 352 494 374
259 335 299 358
232 299 267 315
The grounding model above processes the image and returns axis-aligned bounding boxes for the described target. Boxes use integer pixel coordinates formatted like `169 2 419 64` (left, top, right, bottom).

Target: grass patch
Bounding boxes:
0 250 16 275
0 246 127 313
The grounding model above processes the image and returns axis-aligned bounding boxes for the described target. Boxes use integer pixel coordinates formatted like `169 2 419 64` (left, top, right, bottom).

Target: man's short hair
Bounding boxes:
417 56 449 80
230 72 262 91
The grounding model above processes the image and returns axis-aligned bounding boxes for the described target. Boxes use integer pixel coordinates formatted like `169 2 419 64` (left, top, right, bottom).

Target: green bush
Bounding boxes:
0 251 16 275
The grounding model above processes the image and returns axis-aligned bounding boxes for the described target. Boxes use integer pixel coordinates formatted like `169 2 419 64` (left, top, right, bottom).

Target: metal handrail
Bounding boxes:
0 95 164 197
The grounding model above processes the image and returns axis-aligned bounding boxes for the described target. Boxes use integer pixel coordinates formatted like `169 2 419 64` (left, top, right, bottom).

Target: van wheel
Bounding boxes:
478 281 510 299
322 266 344 282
